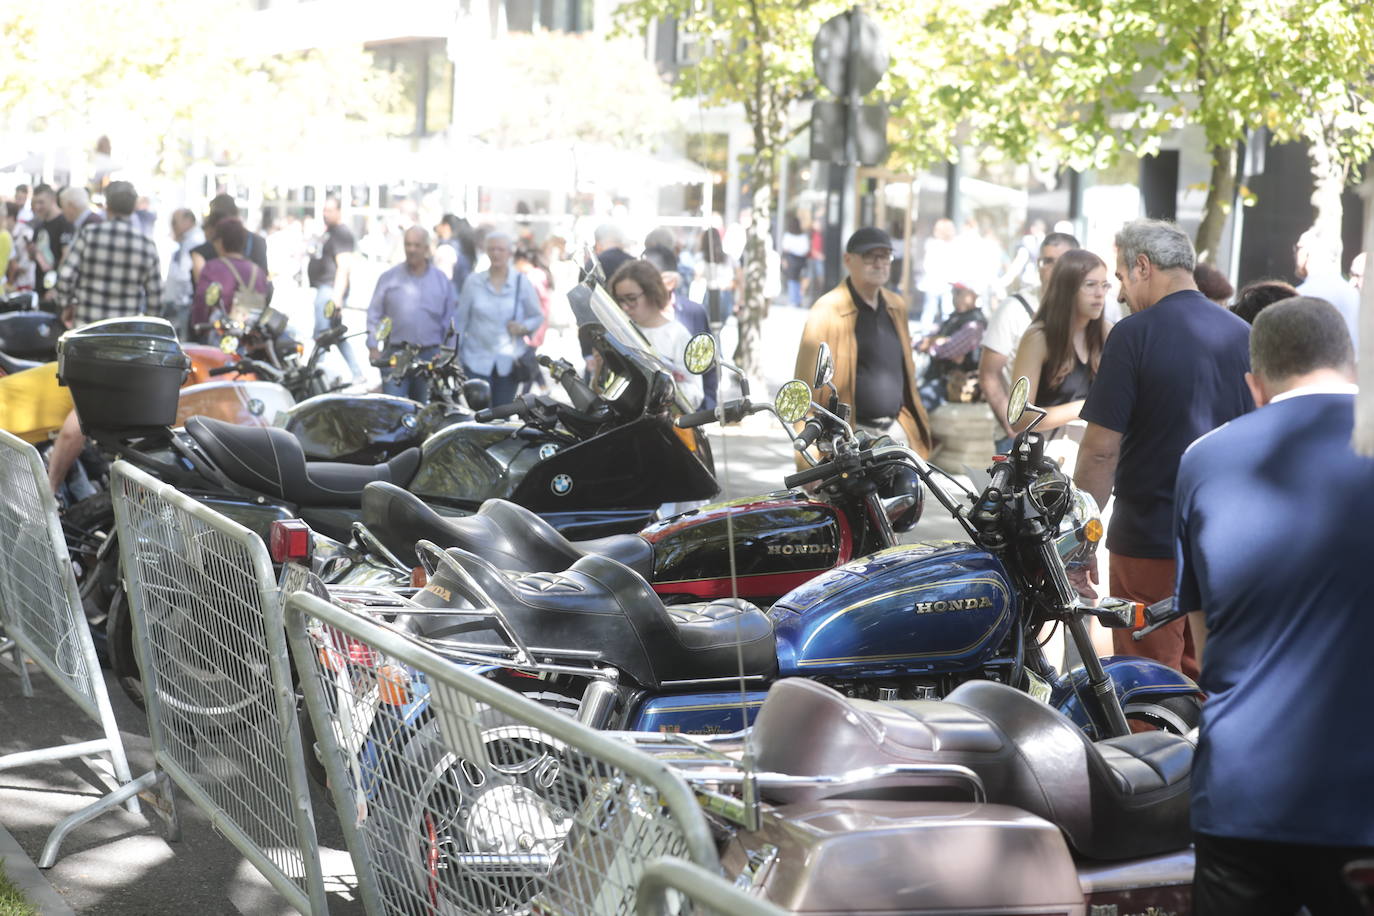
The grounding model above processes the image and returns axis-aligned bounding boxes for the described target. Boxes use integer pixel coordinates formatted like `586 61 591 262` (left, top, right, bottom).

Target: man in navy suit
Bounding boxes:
1175 297 1374 915
644 244 718 410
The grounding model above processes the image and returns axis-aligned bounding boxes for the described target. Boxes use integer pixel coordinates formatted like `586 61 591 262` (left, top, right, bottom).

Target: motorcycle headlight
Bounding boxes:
1054 486 1102 569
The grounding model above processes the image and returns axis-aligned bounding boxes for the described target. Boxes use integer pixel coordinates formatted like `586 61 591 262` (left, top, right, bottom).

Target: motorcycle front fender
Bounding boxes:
1051 655 1199 732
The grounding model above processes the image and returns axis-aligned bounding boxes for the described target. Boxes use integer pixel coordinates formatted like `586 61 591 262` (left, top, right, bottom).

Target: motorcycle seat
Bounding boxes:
0 350 44 375
361 481 654 576
184 415 421 507
415 546 776 689
749 678 1191 862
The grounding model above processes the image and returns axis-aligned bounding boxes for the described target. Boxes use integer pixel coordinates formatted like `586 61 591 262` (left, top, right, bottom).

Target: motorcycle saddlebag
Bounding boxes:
58 316 190 431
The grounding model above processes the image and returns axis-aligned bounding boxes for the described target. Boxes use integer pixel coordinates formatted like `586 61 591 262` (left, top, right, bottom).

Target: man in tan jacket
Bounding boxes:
794 227 932 457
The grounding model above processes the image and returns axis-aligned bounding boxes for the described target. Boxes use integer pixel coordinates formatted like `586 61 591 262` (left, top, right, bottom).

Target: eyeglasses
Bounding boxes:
616 291 644 307
1082 280 1113 292
860 251 894 266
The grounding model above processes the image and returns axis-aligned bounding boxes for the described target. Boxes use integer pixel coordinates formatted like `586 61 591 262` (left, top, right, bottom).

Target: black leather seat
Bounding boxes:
185 415 421 507
0 350 43 375
361 481 654 575
413 547 776 689
749 678 1191 862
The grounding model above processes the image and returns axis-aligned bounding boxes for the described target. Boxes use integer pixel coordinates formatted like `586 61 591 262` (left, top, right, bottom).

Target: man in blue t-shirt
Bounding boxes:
1175 297 1373 915
1074 220 1252 678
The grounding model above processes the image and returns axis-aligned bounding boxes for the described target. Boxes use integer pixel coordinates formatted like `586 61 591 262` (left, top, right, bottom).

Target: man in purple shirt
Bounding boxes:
367 226 458 402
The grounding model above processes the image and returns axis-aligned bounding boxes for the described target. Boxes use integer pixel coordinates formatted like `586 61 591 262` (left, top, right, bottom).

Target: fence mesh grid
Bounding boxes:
112 465 322 910
0 432 102 717
287 591 716 916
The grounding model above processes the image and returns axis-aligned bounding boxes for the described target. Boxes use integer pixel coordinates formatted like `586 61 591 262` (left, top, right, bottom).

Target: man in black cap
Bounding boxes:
794 227 932 457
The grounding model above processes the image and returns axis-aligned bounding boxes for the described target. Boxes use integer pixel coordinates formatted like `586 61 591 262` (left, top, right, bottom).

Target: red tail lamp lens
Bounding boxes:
270 519 312 563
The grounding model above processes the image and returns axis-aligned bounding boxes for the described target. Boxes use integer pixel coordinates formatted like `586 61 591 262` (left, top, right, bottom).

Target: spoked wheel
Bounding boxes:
373 713 588 915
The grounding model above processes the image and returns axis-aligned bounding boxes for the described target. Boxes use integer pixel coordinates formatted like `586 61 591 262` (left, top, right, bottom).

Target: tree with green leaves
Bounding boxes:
0 0 405 181
884 0 1374 262
616 0 857 376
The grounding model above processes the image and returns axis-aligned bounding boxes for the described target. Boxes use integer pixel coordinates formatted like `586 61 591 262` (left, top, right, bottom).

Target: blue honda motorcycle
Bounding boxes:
365 370 1199 741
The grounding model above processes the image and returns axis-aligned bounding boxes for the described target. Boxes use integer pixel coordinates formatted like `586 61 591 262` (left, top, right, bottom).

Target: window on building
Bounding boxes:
502 0 592 33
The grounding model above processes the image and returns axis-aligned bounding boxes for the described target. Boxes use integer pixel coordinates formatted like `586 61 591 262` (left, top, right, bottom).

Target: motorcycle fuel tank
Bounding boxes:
279 393 430 462
769 543 1016 678
408 420 541 504
642 492 853 600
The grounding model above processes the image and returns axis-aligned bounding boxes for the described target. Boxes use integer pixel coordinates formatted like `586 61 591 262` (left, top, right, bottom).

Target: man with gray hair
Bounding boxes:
366 225 458 402
1294 227 1360 349
591 222 632 280
58 185 102 237
1073 219 1252 678
1173 297 1373 914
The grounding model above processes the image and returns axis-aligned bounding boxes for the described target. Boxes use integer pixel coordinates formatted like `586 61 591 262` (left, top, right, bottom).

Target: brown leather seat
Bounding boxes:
749 677 1191 861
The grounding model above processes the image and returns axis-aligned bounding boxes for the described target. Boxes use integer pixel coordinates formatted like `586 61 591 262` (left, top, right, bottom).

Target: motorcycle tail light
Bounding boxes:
269 519 312 563
410 566 427 588
376 665 411 705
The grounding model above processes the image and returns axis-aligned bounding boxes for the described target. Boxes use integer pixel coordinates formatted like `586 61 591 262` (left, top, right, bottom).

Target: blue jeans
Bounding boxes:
787 278 802 307
468 365 520 409
313 284 363 379
381 344 438 403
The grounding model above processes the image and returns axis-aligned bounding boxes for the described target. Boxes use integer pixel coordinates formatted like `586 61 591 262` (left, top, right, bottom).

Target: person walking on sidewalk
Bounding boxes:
308 197 365 383
1073 219 1251 680
1175 297 1374 915
456 231 544 408
794 226 932 457
367 226 458 403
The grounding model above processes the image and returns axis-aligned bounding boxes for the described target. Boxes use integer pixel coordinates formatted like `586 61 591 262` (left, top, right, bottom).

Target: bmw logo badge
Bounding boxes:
247 398 265 416
539 443 560 460
551 474 573 496
402 414 418 429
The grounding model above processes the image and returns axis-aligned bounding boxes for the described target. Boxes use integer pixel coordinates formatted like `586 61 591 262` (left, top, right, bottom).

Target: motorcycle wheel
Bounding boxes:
371 712 587 914
1123 694 1201 735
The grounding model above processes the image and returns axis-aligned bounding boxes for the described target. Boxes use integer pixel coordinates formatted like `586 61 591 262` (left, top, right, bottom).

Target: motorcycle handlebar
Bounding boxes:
475 400 522 422
676 398 752 429
783 461 835 490
793 418 824 451
540 354 600 413
208 364 240 377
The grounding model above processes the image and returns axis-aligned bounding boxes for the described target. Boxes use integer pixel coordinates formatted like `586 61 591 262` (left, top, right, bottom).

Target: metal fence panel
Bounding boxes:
111 461 327 914
635 857 786 916
283 590 719 916
0 429 137 859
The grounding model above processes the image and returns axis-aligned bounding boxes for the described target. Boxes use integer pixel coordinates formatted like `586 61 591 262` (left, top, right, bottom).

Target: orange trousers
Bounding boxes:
1108 553 1199 682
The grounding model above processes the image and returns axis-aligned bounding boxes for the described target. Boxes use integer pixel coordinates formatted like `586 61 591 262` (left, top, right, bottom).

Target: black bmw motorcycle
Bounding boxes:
65 285 716 706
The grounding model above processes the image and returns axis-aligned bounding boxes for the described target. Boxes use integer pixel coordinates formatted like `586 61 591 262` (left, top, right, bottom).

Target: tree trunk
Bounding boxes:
1194 144 1236 264
1307 130 1346 255
733 151 775 379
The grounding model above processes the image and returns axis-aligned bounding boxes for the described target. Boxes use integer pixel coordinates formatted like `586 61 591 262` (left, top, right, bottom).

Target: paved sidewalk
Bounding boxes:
0 661 364 916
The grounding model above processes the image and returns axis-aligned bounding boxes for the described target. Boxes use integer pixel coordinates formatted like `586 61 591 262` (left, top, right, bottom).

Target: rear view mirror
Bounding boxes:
775 379 813 424
462 378 492 412
1007 376 1030 427
683 333 716 376
813 342 835 389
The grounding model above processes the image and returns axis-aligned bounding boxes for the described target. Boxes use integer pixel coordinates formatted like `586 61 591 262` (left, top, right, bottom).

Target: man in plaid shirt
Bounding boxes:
55 180 161 327
48 180 163 500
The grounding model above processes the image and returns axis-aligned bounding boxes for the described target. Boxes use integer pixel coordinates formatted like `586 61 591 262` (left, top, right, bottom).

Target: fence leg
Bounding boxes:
37 770 163 869
0 638 35 698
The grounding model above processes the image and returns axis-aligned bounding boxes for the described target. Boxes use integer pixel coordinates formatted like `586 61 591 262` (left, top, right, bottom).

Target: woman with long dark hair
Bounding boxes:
1010 248 1111 437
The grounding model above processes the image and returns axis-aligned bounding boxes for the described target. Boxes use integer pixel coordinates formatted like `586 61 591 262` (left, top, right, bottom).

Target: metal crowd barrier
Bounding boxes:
635 857 786 916
100 460 328 913
0 430 137 865
283 589 721 916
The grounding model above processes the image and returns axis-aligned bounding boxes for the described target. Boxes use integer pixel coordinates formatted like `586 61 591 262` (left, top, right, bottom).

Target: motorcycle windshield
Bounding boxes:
572 281 691 412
